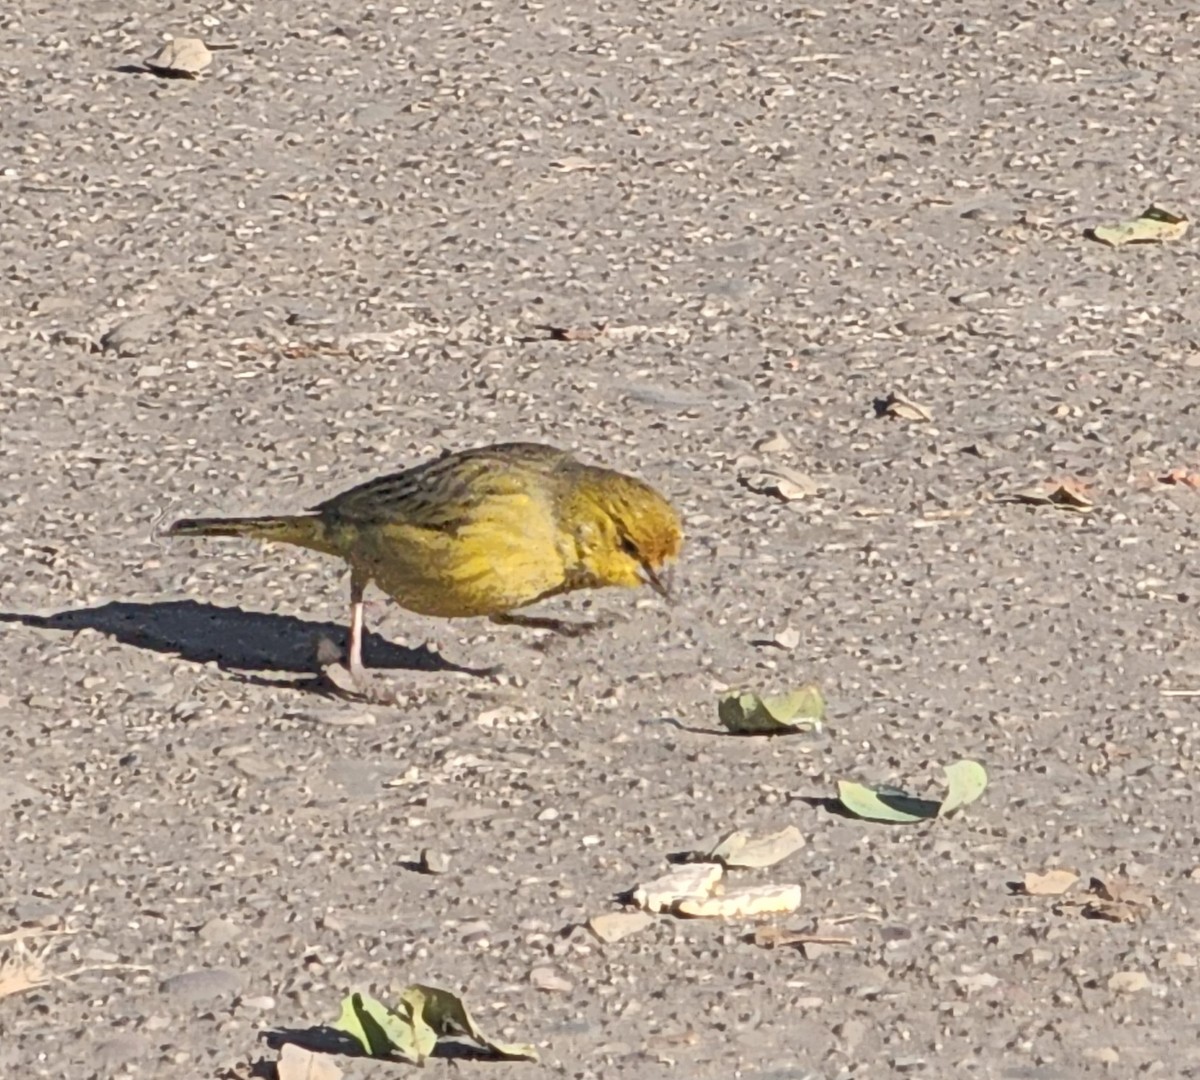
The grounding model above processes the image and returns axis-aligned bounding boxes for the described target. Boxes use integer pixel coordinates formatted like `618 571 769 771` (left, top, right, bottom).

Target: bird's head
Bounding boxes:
571 470 683 597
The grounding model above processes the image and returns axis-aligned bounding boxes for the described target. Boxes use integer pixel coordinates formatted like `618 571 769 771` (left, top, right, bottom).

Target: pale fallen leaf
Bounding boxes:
772 627 802 650
1107 970 1150 994
418 849 450 875
0 944 49 1000
753 433 793 454
145 37 213 77
632 864 723 914
939 760 989 816
587 911 654 943
709 826 805 869
529 967 573 993
676 883 803 919
953 972 1001 995
880 391 933 422
277 1043 344 1080
739 466 819 502
1021 869 1079 896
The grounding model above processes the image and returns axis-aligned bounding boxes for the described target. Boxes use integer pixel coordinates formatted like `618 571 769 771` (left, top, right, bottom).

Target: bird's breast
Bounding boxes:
346 490 571 617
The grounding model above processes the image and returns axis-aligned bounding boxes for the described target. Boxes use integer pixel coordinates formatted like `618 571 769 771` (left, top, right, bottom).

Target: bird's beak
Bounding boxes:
640 560 672 601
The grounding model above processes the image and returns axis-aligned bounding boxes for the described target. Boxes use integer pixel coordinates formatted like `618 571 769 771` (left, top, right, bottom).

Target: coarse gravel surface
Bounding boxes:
3 2 1200 1078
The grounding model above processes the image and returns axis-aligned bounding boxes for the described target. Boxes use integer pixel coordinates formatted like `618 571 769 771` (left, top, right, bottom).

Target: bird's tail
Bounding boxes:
167 514 341 556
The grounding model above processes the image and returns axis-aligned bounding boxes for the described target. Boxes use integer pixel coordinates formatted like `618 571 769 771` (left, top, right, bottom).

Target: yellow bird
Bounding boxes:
168 442 683 678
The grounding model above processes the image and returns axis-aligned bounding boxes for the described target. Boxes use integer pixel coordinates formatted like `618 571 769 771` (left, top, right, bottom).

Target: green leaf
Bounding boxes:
718 685 825 735
401 985 539 1062
940 760 988 816
334 985 538 1065
1088 205 1188 247
836 780 941 823
393 987 439 1064
333 992 419 1061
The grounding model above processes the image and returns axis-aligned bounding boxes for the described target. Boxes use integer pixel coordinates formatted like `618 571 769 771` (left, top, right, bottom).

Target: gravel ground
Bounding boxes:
4 2 1200 1078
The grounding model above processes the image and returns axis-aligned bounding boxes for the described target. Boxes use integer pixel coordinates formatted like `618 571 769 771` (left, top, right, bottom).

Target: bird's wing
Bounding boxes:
312 443 572 529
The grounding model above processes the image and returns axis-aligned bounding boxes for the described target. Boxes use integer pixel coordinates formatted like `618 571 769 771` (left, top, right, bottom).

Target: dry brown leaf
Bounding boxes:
0 946 49 1000
1002 478 1095 513
1107 970 1150 994
1090 875 1155 908
1077 898 1141 923
752 926 856 950
1157 467 1200 488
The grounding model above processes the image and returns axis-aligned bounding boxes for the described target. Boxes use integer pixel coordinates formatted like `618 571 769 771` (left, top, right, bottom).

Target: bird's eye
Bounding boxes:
619 535 639 558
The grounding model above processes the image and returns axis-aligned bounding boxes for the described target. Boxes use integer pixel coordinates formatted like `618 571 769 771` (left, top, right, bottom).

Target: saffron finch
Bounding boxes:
168 442 683 677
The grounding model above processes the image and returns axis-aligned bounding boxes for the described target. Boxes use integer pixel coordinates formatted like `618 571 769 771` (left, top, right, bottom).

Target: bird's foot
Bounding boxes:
318 659 423 706
314 634 406 704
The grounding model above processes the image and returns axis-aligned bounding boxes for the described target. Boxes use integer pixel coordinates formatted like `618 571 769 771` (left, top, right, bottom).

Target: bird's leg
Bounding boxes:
346 569 368 679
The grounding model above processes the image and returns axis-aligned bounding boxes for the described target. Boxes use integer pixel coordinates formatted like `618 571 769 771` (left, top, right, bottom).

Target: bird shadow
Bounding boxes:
0 599 491 683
